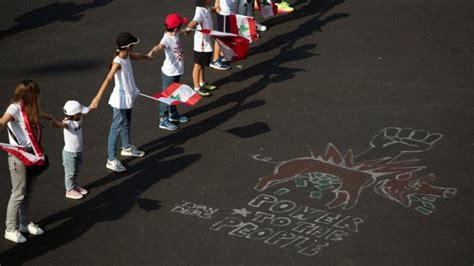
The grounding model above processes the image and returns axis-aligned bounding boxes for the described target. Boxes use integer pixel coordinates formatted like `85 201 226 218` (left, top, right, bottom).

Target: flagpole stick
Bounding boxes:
181 28 196 34
224 13 227 32
139 93 160 101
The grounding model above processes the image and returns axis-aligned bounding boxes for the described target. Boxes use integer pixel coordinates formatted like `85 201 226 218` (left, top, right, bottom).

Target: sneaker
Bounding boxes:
169 114 189 123
121 145 145 157
106 159 127 172
209 59 230 70
221 56 232 63
196 88 211 96
202 83 217 91
159 118 178 131
75 187 88 195
276 0 294 13
256 23 267 32
19 222 44 235
66 189 83 199
4 230 27 243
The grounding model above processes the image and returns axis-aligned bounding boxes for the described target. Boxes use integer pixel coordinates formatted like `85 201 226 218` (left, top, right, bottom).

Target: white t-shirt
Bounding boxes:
219 0 236 15
63 119 83 153
193 6 213 52
108 55 140 109
160 33 184 76
5 103 31 148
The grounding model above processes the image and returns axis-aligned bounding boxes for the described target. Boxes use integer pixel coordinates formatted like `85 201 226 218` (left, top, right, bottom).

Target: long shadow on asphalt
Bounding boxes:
0 147 201 265
0 0 348 264
0 0 114 40
21 59 103 76
251 0 350 57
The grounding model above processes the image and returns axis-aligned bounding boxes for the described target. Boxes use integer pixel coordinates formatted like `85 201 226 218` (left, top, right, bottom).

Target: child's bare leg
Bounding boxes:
199 67 205 85
193 63 202 88
213 42 221 62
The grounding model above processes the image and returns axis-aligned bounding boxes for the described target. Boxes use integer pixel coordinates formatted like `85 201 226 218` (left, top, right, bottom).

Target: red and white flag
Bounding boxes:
0 104 46 167
256 0 278 18
219 14 258 43
200 30 250 61
140 83 201 106
0 143 44 167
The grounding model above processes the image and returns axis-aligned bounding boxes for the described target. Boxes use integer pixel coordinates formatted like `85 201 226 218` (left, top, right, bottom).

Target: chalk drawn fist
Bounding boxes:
356 127 443 161
371 127 442 151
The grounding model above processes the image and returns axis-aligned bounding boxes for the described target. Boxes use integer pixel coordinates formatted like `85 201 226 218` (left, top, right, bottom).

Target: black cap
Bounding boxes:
116 32 139 48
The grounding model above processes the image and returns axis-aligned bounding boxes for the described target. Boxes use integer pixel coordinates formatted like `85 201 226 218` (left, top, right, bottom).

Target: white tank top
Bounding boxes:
108 55 140 109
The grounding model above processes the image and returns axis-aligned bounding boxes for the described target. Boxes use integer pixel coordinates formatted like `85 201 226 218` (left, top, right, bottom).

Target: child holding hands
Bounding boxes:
0 80 51 243
90 32 151 172
184 0 219 97
50 100 90 199
148 13 190 131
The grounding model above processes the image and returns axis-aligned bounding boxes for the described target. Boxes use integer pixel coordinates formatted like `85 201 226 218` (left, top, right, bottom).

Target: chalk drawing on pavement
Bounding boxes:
232 208 252 217
252 127 457 214
210 194 364 256
171 201 219 219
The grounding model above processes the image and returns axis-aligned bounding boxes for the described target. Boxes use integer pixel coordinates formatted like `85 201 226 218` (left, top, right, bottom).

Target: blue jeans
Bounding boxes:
108 108 132 160
236 0 255 17
160 72 181 119
62 149 83 191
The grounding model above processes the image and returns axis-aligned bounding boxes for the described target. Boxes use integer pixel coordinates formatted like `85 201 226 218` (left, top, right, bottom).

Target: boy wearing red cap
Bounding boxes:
148 13 190 131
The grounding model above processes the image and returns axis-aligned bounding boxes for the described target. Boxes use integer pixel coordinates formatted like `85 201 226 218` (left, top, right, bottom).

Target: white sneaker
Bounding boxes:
65 189 84 199
121 145 145 157
106 159 127 172
4 229 27 243
256 23 267 32
19 222 44 235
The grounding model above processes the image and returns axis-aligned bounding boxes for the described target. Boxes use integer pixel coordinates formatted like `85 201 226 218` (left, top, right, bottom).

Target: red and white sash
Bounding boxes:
0 105 45 167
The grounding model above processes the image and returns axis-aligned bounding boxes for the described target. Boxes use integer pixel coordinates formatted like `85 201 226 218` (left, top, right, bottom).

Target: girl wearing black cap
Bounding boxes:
89 32 151 172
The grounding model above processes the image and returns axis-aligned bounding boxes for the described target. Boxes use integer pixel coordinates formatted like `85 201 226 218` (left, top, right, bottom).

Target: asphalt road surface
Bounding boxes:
0 0 473 265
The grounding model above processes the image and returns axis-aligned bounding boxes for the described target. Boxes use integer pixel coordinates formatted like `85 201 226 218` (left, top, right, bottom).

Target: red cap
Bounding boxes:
164 13 188 29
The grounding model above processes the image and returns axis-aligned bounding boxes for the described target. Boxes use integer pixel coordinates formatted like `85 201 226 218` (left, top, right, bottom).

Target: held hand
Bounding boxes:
50 119 59 127
147 52 154 59
44 114 53 121
90 97 100 110
41 112 54 121
182 27 192 35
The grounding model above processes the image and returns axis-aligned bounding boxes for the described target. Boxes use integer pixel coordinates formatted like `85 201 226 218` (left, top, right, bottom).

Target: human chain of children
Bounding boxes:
0 0 294 244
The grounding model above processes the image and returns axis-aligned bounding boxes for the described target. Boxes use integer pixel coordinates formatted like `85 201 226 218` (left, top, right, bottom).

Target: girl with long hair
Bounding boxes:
0 80 54 243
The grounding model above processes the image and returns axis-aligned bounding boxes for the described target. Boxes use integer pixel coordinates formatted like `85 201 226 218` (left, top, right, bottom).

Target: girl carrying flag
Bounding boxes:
0 80 53 243
148 13 190 131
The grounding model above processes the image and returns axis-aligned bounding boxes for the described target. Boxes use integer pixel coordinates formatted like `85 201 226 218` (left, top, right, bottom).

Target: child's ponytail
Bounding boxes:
109 48 122 70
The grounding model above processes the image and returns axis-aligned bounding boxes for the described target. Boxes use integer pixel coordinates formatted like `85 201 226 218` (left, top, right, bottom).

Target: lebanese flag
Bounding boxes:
200 30 249 61
0 104 46 167
220 14 258 43
140 83 201 106
0 143 44 167
256 0 278 18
